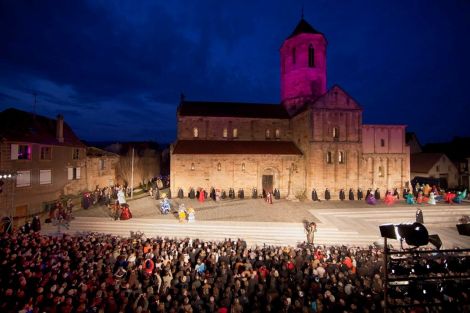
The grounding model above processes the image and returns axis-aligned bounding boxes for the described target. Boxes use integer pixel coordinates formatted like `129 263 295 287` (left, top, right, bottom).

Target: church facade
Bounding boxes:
170 18 410 200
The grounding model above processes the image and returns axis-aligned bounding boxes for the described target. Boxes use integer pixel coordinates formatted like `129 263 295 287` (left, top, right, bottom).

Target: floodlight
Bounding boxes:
396 223 429 247
379 224 397 239
456 224 470 236
428 234 442 250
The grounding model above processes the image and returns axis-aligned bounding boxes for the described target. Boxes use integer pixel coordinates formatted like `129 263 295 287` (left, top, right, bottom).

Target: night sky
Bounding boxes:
1 1 469 145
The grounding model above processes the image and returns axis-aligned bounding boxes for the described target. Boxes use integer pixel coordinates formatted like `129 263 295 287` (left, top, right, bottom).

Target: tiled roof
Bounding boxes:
0 108 85 147
178 101 290 119
410 153 444 173
287 18 323 39
86 146 119 157
173 140 302 155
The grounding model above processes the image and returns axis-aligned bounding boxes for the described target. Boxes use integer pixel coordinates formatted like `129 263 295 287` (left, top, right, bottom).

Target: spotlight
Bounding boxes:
428 234 442 250
379 223 429 247
456 224 470 236
379 224 397 239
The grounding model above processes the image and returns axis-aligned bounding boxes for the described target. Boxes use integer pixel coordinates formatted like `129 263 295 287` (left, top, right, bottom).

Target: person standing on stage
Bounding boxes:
306 222 317 245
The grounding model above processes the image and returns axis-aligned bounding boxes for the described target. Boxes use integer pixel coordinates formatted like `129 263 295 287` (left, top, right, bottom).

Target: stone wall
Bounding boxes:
85 155 119 190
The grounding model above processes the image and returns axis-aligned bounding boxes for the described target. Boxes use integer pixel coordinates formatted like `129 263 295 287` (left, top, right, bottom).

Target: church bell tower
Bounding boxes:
280 18 327 115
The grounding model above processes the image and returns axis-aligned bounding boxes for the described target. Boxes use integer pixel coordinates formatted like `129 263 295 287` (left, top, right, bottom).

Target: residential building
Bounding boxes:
85 147 119 190
0 108 86 224
410 153 458 189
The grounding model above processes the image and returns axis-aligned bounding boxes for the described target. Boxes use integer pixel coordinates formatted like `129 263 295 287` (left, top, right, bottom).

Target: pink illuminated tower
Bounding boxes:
280 18 327 115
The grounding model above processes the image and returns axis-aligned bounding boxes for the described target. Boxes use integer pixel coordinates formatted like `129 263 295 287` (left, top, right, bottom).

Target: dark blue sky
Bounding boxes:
1 1 469 145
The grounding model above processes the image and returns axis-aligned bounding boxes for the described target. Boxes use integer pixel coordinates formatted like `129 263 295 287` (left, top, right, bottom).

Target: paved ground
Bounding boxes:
46 195 470 248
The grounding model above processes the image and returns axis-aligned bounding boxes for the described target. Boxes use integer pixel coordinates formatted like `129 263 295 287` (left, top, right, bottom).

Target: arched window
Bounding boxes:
326 151 332 164
275 128 280 138
378 166 384 177
380 139 385 147
223 128 228 138
292 47 296 64
332 127 339 139
241 163 245 172
338 151 345 164
233 128 238 138
217 162 222 171
265 129 271 139
193 127 198 138
190 163 195 171
308 44 315 67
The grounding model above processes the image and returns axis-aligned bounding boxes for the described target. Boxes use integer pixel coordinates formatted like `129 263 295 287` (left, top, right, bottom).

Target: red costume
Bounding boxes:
445 192 456 204
384 193 395 206
120 205 132 220
198 189 205 202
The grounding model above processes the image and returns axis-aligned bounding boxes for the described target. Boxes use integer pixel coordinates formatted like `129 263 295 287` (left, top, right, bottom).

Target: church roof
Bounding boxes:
0 108 85 147
179 100 290 119
173 140 302 155
287 18 323 39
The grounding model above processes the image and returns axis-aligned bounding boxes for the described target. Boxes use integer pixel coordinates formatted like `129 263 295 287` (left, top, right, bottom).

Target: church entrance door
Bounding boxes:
262 175 273 193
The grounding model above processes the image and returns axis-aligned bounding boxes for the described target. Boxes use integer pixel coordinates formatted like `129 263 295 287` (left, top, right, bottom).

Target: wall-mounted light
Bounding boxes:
190 163 195 171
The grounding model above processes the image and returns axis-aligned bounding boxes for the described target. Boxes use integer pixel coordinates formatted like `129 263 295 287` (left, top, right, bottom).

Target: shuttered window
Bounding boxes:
39 169 52 185
16 170 31 187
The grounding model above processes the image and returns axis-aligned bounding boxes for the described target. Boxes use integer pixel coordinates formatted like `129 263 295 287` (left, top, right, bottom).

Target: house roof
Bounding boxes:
410 153 445 173
173 140 303 155
0 108 85 147
178 100 290 119
86 146 119 158
287 18 323 39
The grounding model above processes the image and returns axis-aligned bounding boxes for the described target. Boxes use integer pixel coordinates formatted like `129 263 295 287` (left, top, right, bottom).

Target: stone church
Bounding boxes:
170 18 410 200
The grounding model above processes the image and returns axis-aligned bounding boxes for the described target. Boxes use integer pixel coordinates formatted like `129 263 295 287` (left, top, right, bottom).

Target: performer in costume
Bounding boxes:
428 192 436 205
374 188 381 200
416 208 424 224
306 222 317 246
160 194 171 214
348 188 354 201
417 191 424 204
445 191 456 204
324 188 331 201
198 188 205 203
384 190 395 206
187 207 195 223
393 188 400 199
339 189 345 201
424 184 431 196
178 205 186 223
120 204 132 220
366 193 377 205
312 189 319 201
357 188 363 201
405 192 416 205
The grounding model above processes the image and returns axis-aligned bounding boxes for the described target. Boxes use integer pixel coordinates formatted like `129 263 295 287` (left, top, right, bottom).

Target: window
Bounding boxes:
292 47 296 64
436 166 440 172
16 170 31 187
308 45 315 67
193 127 199 138
73 149 80 160
11 144 31 160
332 127 339 139
191 163 195 171
39 169 52 185
67 167 81 180
217 162 221 171
223 128 228 138
380 139 385 147
100 159 105 171
40 146 52 160
241 163 245 172
326 152 332 164
233 128 238 138
378 166 384 177
265 129 271 139
338 151 345 164
275 128 281 138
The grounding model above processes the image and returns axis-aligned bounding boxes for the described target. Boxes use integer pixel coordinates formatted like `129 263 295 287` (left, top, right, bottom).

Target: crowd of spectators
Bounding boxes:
0 229 468 313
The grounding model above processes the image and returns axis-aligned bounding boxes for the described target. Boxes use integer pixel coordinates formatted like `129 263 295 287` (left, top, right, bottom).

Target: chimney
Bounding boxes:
56 114 64 143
